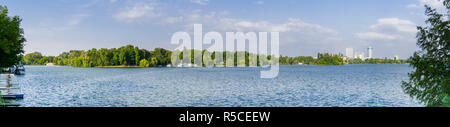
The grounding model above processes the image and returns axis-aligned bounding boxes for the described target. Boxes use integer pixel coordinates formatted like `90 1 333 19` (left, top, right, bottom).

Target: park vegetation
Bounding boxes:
279 53 344 65
402 0 449 107
347 58 408 64
0 5 25 68
23 45 171 67
0 5 25 105
24 46 409 67
279 53 407 65
23 45 277 67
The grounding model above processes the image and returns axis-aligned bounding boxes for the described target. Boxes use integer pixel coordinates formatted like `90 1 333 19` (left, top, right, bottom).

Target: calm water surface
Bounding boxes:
9 64 422 107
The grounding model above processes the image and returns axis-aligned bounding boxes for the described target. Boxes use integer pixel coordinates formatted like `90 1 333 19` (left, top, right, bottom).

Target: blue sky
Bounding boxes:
1 0 446 59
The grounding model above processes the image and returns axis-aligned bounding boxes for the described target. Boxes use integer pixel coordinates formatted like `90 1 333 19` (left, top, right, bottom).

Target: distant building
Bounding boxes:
346 48 354 59
342 56 349 61
367 46 373 59
394 55 399 60
46 63 55 66
355 52 365 60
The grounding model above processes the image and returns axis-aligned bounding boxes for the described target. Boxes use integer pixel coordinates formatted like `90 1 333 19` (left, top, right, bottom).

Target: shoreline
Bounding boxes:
23 63 411 68
95 65 147 68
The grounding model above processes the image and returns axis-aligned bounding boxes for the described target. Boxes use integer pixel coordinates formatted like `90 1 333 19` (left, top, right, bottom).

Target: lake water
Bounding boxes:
8 64 422 107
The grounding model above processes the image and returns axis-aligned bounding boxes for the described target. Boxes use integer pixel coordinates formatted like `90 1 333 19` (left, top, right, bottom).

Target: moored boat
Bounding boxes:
15 64 25 75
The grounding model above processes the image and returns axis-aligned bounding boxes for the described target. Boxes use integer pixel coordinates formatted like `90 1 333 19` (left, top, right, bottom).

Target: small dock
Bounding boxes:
0 74 24 107
1 88 24 99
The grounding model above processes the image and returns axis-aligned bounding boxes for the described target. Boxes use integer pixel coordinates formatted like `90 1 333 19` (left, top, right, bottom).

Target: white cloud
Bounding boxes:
68 14 90 26
355 32 397 40
225 18 337 35
406 4 420 8
419 0 445 9
369 18 417 34
190 0 209 5
178 12 343 55
109 2 341 55
407 0 446 10
355 18 417 43
114 4 160 23
80 0 101 8
165 17 183 24
255 1 264 5
354 18 419 58
178 11 340 47
180 11 337 34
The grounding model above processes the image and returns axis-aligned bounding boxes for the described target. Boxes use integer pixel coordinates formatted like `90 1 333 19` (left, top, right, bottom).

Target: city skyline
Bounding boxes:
345 46 397 60
1 0 446 59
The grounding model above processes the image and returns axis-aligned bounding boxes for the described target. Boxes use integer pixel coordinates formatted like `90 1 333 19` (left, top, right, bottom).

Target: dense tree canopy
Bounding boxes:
402 0 449 107
25 45 277 67
347 58 408 64
62 45 163 67
0 6 26 67
139 59 150 67
278 53 405 65
23 52 43 65
24 45 409 67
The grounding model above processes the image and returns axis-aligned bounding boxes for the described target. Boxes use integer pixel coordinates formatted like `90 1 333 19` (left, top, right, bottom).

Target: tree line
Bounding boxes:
279 53 407 65
279 53 344 65
23 45 278 67
347 58 408 64
24 46 411 67
23 45 170 67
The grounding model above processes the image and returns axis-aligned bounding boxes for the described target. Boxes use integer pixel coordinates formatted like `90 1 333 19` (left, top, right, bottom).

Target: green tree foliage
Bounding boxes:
150 57 158 67
151 48 171 66
170 48 273 67
25 45 351 67
24 44 412 68
23 45 171 68
0 6 26 67
444 95 450 106
314 53 344 65
347 58 408 64
23 52 43 65
279 53 344 65
279 53 408 65
38 57 49 65
139 59 150 67
402 0 450 107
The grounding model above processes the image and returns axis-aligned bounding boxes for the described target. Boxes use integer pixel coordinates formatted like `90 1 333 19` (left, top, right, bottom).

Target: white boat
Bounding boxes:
15 64 25 75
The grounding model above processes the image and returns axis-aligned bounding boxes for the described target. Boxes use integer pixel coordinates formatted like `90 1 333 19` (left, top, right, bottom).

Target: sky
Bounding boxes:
0 0 447 59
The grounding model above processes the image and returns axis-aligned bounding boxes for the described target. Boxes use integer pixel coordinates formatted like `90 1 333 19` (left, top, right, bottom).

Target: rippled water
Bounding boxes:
8 64 422 107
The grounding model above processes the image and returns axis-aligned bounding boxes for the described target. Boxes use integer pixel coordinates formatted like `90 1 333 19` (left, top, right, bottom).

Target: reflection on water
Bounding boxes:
11 64 422 107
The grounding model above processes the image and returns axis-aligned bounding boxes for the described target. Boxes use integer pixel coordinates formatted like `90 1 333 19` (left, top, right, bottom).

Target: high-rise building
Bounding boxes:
367 46 373 59
346 48 353 59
